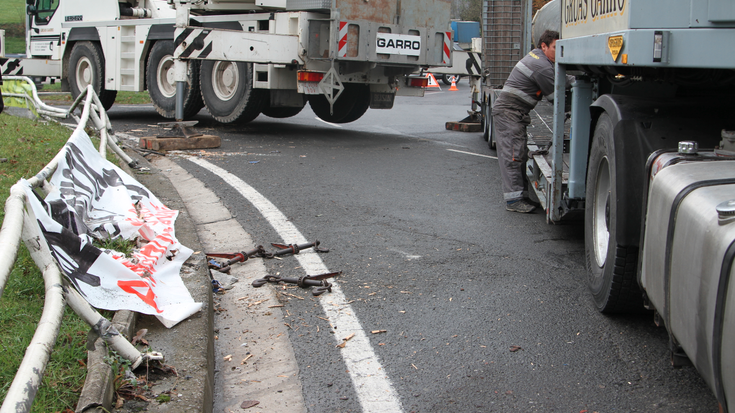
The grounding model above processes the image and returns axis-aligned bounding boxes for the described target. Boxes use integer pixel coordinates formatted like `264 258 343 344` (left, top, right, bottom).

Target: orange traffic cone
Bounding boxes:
448 76 459 91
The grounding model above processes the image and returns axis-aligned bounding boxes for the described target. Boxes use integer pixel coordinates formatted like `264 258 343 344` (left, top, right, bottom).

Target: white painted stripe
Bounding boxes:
447 148 497 159
515 61 534 79
185 157 404 413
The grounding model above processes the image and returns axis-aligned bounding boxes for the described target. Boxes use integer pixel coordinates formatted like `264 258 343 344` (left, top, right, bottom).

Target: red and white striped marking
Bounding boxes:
338 21 348 57
443 31 452 64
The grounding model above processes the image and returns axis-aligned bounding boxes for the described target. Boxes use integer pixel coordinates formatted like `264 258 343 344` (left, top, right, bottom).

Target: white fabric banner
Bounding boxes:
22 129 202 327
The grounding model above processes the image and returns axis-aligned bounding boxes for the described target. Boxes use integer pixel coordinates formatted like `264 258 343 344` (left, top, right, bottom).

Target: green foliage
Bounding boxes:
0 0 25 25
459 0 482 22
0 113 89 412
3 35 25 54
94 236 136 258
156 393 171 403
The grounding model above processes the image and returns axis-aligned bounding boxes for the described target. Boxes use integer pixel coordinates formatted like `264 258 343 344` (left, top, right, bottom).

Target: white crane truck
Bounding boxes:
1 0 452 123
512 0 735 410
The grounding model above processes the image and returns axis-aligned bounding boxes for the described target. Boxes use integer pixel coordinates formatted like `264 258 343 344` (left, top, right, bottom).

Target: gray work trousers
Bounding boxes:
492 99 531 202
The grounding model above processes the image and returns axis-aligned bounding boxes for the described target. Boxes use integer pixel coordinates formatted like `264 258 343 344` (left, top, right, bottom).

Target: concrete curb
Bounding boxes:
75 148 214 413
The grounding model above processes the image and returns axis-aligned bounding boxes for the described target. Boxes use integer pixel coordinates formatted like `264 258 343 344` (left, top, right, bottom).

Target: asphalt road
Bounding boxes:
109 80 718 412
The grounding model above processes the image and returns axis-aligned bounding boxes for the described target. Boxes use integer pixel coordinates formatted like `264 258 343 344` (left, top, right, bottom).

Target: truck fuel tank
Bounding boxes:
641 154 735 411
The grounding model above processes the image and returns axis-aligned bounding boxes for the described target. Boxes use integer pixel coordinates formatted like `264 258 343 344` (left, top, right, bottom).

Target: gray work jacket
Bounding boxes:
498 48 573 111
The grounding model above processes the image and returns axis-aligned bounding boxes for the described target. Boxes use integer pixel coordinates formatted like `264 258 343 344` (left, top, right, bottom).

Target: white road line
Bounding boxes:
185 157 404 413
446 148 497 159
388 248 422 260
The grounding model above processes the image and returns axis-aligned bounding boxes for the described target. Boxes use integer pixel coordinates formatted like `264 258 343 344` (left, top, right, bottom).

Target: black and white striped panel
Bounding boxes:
1 58 23 76
174 28 214 59
465 52 481 75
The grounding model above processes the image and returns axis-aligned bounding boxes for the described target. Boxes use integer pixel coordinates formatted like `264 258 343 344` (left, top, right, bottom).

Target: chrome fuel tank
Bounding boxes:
641 158 735 410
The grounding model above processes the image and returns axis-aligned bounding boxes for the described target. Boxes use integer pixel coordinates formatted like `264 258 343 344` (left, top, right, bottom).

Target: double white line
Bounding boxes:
186 157 403 413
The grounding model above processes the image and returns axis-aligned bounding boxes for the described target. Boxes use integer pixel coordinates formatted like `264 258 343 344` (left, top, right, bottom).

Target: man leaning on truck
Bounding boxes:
492 30 574 213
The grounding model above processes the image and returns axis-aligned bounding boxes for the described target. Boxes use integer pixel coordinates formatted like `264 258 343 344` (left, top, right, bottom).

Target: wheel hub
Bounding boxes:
212 61 239 102
157 55 176 98
593 156 611 268
76 56 93 89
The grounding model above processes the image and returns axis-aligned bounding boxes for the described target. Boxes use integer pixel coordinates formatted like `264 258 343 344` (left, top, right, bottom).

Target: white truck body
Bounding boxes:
524 0 735 410
3 0 452 123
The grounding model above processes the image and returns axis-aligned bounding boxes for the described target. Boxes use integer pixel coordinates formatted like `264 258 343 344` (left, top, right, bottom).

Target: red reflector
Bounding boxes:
298 71 324 82
409 77 429 87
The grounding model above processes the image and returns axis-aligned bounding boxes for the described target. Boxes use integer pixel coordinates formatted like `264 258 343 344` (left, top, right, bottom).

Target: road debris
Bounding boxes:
207 240 329 273
509 345 522 352
253 272 342 296
131 329 149 346
336 333 355 348
371 330 387 334
240 400 260 409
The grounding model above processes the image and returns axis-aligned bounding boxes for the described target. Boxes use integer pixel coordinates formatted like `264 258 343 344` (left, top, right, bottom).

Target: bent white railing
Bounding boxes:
0 81 161 413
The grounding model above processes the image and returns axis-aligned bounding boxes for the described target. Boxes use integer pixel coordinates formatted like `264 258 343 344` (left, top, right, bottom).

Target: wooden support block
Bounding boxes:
445 121 482 132
139 135 221 151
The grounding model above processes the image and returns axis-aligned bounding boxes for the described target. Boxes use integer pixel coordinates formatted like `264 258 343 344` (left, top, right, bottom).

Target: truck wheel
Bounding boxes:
484 99 496 149
200 60 264 124
308 84 369 124
262 106 304 118
334 84 370 123
69 41 117 111
261 94 306 118
442 74 460 85
147 40 204 119
585 113 643 313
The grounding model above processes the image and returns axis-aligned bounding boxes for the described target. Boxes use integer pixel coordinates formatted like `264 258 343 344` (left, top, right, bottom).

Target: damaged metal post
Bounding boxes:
0 190 69 413
63 286 163 369
20 189 162 370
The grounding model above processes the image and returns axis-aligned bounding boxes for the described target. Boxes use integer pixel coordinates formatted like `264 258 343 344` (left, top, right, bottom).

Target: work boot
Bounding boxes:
506 199 536 213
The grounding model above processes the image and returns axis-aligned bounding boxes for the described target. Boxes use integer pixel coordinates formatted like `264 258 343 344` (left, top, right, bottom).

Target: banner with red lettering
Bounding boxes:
22 129 202 328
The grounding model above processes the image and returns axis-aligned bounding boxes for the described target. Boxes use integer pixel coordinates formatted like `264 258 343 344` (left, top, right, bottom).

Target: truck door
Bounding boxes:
26 0 63 60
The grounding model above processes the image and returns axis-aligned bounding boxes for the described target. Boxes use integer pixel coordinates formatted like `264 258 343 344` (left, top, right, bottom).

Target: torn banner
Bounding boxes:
22 129 202 328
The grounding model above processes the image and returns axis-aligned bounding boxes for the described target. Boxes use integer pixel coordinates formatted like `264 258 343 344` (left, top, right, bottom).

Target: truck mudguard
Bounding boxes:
147 25 176 40
67 27 99 42
590 94 735 247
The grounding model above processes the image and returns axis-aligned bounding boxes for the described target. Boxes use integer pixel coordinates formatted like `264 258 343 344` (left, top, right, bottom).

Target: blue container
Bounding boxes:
451 21 481 44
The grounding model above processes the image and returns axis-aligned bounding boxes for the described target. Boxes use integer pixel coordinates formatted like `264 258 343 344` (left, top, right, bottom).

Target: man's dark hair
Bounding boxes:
538 30 560 48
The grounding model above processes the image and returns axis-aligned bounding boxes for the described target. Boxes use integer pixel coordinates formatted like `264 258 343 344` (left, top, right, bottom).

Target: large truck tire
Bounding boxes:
584 113 644 313
308 84 370 124
261 94 306 118
262 106 304 119
200 60 265 124
441 74 461 85
147 40 204 119
68 41 117 111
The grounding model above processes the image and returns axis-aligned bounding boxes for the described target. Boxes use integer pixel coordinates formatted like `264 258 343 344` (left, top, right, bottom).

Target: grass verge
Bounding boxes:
0 113 90 412
0 0 25 26
40 82 152 106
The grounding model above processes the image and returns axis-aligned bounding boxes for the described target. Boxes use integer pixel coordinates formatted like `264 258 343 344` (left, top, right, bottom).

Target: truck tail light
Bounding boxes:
408 77 428 87
298 71 324 82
